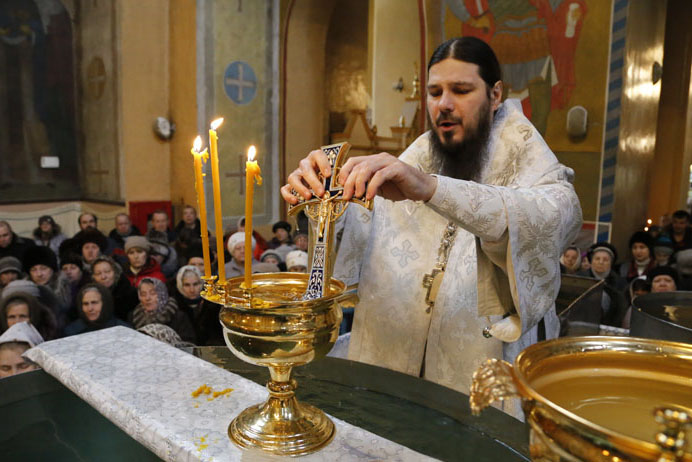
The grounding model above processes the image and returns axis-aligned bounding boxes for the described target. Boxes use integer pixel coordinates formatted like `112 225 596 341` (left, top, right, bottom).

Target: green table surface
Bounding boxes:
0 346 530 462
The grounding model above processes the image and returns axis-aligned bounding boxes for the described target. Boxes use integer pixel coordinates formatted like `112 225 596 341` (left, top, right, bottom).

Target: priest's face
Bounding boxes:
426 58 502 180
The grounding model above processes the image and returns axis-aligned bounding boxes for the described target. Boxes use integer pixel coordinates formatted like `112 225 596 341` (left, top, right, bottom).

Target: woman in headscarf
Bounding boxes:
0 292 58 340
64 283 130 336
129 277 196 343
171 265 223 346
578 242 627 327
91 255 139 321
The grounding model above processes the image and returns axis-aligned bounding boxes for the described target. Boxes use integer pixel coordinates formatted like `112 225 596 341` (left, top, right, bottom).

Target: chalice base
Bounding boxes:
229 394 335 456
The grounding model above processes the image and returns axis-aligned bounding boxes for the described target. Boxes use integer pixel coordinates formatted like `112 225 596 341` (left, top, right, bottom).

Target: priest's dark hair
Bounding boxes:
427 37 502 89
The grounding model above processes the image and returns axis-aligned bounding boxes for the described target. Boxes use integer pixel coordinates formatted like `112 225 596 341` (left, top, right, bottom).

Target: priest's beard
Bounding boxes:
428 98 492 181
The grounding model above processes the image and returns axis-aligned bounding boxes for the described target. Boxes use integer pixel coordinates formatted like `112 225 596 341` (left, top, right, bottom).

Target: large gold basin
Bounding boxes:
216 273 349 456
471 336 692 462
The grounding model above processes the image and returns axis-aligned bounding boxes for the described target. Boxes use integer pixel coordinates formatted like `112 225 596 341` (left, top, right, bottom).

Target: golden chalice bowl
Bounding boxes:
470 336 692 462
213 272 350 456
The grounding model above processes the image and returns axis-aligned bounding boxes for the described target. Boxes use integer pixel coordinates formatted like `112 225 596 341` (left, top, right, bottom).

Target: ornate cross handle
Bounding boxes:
288 142 373 300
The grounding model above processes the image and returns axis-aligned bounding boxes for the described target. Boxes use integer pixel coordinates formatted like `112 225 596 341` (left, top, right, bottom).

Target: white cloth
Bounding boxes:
25 327 438 462
0 321 44 347
334 100 582 408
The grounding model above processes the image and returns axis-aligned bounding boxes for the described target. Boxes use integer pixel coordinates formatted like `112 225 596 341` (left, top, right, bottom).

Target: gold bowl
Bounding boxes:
215 273 350 456
470 336 692 462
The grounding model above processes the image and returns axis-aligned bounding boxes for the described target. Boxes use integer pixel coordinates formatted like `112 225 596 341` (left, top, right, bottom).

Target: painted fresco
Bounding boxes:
443 0 610 152
0 0 79 201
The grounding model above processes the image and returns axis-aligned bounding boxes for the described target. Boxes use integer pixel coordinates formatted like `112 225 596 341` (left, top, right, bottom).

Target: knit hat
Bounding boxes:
60 253 83 270
647 266 679 286
286 250 308 270
227 232 255 253
0 321 44 348
125 236 150 253
675 249 692 276
253 262 280 273
23 246 58 272
629 231 654 254
272 221 291 234
2 280 41 299
0 256 23 276
654 235 674 257
149 239 171 259
75 229 108 252
260 249 283 263
587 242 618 263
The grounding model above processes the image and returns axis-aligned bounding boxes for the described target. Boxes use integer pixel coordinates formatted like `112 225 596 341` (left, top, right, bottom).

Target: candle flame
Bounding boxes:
247 145 257 161
193 136 202 152
211 118 224 130
647 218 652 225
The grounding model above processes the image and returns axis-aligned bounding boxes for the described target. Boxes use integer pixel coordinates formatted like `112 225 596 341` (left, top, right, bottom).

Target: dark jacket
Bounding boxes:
64 283 131 336
0 233 36 262
110 274 140 321
171 290 223 346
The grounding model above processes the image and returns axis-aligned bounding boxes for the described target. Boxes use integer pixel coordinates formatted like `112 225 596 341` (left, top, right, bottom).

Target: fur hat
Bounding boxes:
272 221 292 234
125 236 150 253
629 231 654 254
0 256 23 276
60 253 83 270
23 246 58 272
286 250 308 270
647 266 679 286
227 232 255 253
75 229 108 252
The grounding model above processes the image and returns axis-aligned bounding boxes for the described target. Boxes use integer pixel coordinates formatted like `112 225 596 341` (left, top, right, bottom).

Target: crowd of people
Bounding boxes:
560 209 692 329
0 207 312 379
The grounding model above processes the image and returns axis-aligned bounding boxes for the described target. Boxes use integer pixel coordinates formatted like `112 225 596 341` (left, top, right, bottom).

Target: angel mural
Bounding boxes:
445 0 587 134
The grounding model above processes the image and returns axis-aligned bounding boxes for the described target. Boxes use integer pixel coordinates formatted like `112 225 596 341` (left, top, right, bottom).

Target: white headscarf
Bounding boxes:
175 265 202 297
0 321 44 348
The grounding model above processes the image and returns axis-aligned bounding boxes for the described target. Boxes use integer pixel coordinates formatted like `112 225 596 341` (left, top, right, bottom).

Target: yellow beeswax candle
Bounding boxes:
190 136 212 278
244 145 262 289
209 118 226 282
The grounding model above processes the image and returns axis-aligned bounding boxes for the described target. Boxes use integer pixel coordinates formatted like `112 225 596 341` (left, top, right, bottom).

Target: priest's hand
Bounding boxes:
281 149 333 204
338 153 437 202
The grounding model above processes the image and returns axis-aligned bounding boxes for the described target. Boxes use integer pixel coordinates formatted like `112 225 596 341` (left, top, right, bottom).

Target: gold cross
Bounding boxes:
288 142 372 299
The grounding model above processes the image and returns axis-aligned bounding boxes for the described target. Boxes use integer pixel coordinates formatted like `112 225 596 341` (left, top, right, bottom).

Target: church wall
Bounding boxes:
118 0 171 203
0 201 126 239
611 0 666 257
370 0 421 136
284 0 336 194
324 0 370 139
647 0 692 220
169 0 198 216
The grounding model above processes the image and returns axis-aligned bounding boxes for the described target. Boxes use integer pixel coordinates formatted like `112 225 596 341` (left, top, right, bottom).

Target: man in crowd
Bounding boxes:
282 37 581 415
665 210 692 254
0 221 35 262
108 213 141 253
149 209 177 243
77 213 98 233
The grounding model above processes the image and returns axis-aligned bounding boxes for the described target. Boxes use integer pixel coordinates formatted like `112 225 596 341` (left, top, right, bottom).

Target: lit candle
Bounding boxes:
209 118 226 282
244 145 262 289
190 136 212 278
